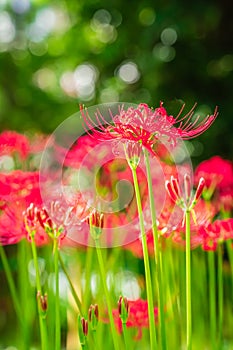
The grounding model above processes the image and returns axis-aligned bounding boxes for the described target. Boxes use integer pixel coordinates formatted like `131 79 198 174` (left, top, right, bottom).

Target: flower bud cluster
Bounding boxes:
87 210 104 240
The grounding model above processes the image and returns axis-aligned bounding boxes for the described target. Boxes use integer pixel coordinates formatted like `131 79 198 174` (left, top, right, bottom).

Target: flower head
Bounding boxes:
194 156 233 191
0 130 30 160
165 174 205 211
113 298 158 339
82 102 218 154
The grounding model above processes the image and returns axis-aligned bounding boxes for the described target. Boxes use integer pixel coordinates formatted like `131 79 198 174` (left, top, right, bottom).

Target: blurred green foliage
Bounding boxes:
0 0 232 162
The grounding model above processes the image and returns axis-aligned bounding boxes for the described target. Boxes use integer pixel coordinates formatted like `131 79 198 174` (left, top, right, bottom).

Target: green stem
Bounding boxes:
144 149 167 350
217 245 223 349
131 167 157 349
185 210 192 350
122 322 130 350
54 239 61 350
0 244 23 324
18 240 31 350
226 240 233 298
208 250 216 350
30 238 48 350
58 252 82 313
83 246 94 312
92 330 100 350
95 238 120 350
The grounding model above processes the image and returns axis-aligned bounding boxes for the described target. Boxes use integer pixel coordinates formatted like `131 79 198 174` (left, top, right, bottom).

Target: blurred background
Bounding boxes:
0 0 232 164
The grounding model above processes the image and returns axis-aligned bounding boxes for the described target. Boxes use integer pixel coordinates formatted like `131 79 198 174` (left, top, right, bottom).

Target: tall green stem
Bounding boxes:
122 322 130 350
131 167 157 349
30 238 48 350
185 210 192 350
95 238 120 350
92 330 100 350
144 149 167 350
18 240 31 350
0 244 23 324
83 246 94 312
217 245 223 349
208 250 216 350
226 240 233 298
54 239 61 350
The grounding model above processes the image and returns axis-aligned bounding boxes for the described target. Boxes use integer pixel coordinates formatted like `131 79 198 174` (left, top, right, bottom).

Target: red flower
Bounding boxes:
217 187 233 212
0 171 49 245
82 102 218 154
112 298 158 339
0 171 42 204
194 156 233 190
199 218 233 251
0 130 30 160
0 202 48 246
172 199 216 249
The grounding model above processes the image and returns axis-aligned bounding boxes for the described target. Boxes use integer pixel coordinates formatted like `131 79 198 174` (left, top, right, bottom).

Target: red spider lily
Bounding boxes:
0 171 47 245
33 191 91 247
81 102 218 153
0 130 30 160
216 187 233 213
0 202 49 246
0 171 42 205
165 174 206 211
172 199 216 249
194 156 233 191
112 298 158 339
199 218 233 251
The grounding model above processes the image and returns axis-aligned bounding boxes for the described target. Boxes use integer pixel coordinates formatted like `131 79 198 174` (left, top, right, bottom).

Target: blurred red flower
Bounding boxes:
112 298 158 339
0 130 30 160
194 156 233 190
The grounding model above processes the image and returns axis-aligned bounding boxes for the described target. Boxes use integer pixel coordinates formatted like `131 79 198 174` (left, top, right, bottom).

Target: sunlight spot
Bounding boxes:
139 7 156 26
153 44 176 62
33 68 56 91
11 0 30 14
161 27 177 46
117 61 140 84
0 12 15 43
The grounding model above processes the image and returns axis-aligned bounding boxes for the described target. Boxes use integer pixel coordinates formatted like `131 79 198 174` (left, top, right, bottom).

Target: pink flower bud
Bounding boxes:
165 181 178 203
184 174 191 201
171 176 181 198
194 177 205 202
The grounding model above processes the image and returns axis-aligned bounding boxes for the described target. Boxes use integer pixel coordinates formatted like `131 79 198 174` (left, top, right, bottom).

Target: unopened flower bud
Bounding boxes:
37 291 48 315
78 315 88 346
194 177 205 202
87 210 104 240
184 174 191 202
88 304 99 330
165 180 178 203
118 296 129 324
171 176 181 198
125 141 142 170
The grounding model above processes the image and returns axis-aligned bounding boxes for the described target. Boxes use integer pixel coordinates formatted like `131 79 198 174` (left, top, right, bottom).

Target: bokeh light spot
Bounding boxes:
153 44 176 62
0 11 15 44
117 61 140 84
139 7 156 26
160 27 177 46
